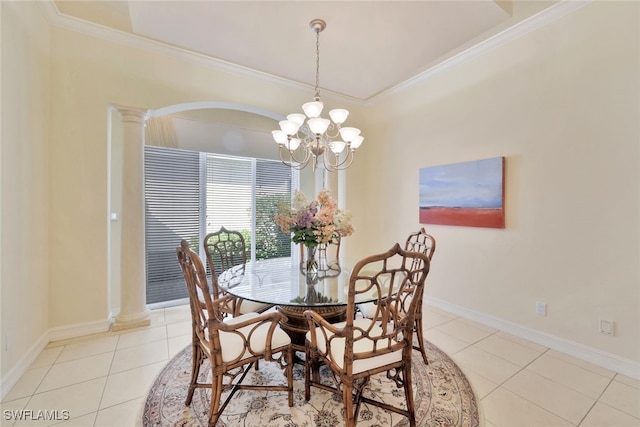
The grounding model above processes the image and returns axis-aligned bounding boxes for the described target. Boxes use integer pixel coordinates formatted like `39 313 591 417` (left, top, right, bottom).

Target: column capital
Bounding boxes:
113 104 148 124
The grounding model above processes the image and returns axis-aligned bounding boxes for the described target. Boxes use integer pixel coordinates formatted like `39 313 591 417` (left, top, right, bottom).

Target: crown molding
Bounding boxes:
368 0 591 104
36 0 364 106
37 0 590 106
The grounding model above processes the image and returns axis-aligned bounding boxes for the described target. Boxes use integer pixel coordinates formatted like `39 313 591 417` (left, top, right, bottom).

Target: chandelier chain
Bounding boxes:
314 28 321 101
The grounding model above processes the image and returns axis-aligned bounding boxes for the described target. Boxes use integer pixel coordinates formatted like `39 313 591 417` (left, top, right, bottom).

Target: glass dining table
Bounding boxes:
217 256 371 350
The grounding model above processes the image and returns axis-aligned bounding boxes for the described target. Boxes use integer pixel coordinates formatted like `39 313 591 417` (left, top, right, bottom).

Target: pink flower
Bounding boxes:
275 189 354 246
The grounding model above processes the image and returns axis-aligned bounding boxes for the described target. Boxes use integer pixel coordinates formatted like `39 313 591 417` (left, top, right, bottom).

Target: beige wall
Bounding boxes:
349 1 639 362
1 2 51 377
1 0 638 386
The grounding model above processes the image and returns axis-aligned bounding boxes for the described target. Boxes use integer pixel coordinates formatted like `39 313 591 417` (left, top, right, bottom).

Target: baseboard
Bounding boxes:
0 332 49 401
48 318 112 342
425 296 640 380
1 318 113 401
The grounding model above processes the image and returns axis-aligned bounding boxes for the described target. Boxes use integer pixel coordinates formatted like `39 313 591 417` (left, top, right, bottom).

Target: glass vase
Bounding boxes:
304 245 319 285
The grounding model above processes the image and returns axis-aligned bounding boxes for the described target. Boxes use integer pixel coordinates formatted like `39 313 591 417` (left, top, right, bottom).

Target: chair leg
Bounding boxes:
342 382 356 427
185 342 203 406
287 347 294 407
304 346 312 401
403 363 417 427
310 350 321 384
414 317 429 364
208 371 224 427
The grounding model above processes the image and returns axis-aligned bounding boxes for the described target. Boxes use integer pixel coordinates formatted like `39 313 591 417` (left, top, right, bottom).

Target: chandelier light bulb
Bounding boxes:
279 120 301 136
287 138 301 151
287 113 306 127
329 109 349 125
330 141 346 154
272 130 288 145
307 118 330 135
302 101 324 118
338 127 361 143
350 135 364 149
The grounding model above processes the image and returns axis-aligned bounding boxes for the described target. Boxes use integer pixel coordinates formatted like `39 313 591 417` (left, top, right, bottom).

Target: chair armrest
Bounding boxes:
210 302 289 360
208 294 237 318
303 309 345 348
215 310 286 332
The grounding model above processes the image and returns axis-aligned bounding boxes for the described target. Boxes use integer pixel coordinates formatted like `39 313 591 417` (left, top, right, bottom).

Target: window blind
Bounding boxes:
255 160 292 260
144 146 200 304
205 155 253 259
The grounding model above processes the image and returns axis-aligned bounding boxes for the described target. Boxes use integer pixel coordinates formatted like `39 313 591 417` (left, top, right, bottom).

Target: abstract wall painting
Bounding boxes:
419 157 505 228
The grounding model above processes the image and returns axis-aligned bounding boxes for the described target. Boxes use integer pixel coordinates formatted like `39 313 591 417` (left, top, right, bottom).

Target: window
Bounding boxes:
144 146 294 306
145 147 200 305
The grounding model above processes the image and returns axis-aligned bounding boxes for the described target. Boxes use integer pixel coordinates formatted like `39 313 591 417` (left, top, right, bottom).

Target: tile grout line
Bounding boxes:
575 374 617 427
92 332 122 426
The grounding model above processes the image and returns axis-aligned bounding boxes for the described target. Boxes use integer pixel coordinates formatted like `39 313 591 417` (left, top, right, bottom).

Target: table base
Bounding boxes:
277 305 347 351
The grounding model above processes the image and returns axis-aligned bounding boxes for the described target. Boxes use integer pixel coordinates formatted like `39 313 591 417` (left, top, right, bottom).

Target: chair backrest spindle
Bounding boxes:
344 243 430 365
204 227 248 299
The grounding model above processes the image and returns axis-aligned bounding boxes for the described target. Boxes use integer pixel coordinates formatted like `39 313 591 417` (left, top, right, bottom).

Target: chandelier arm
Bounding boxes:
324 123 341 140
331 153 355 171
279 156 309 170
283 160 309 171
285 139 314 165
340 151 356 170
278 145 312 170
322 148 355 171
297 126 318 146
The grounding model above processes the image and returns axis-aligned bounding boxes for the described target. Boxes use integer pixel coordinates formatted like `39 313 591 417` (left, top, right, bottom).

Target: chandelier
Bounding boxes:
272 19 364 172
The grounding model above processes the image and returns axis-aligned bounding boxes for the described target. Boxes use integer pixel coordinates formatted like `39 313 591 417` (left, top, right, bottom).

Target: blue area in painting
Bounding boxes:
419 157 503 208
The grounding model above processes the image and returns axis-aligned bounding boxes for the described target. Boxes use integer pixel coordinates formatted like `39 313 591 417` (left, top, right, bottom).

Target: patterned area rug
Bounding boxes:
142 340 479 427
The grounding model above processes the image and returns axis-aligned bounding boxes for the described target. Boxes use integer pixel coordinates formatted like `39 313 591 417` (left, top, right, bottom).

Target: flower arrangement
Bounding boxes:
275 189 354 247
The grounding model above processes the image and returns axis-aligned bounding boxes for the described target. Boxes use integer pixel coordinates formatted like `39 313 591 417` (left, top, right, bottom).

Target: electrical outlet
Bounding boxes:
600 319 614 336
5 332 12 351
536 302 547 316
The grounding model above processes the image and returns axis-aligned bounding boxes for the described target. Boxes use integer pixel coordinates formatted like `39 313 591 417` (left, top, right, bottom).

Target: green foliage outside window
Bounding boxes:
239 194 292 260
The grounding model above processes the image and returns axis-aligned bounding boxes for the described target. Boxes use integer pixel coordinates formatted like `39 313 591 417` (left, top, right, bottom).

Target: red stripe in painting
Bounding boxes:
420 207 505 229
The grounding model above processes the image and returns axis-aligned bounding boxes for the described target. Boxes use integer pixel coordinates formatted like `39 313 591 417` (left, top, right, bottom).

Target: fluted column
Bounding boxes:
112 106 151 331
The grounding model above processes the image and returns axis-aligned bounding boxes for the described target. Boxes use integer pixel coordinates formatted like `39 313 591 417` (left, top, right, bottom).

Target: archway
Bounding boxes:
107 101 328 329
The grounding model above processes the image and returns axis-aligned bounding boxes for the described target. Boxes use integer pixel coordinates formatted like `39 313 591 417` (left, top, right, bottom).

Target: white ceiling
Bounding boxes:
52 1 558 101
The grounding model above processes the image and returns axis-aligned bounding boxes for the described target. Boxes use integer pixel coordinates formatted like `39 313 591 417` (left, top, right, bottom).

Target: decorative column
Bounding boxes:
112 106 151 331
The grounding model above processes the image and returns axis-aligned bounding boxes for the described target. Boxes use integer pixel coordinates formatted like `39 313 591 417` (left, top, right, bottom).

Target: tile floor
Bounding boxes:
1 305 639 426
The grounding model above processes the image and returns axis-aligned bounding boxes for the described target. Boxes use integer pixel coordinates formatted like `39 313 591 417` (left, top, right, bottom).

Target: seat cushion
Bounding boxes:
306 318 402 374
220 313 291 362
238 299 273 314
223 311 259 324
357 301 378 319
218 312 291 363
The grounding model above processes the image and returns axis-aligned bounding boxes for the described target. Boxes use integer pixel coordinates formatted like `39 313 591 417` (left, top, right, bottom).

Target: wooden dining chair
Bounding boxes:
358 228 436 364
176 240 293 426
204 227 273 315
304 243 430 427
404 227 436 364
